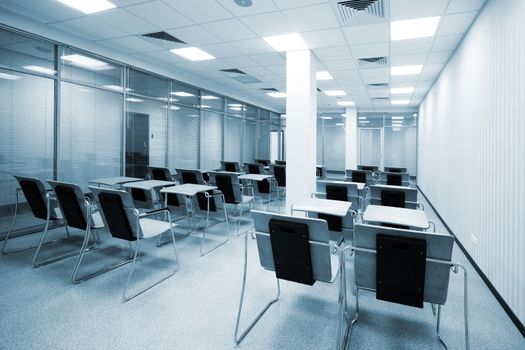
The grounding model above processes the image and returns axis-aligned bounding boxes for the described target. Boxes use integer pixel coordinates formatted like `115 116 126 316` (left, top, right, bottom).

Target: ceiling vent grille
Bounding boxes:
372 97 390 101
334 0 384 23
358 56 388 67
220 68 246 75
142 32 186 44
368 83 389 88
260 88 278 91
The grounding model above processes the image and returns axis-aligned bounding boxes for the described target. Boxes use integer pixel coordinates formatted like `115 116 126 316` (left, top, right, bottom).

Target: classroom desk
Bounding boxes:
362 204 429 229
291 198 351 217
238 174 275 210
371 184 413 191
122 180 176 209
317 179 366 191
89 176 143 188
161 183 216 197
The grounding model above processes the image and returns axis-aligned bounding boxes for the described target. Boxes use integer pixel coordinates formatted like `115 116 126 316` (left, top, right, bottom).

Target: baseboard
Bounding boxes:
417 186 525 338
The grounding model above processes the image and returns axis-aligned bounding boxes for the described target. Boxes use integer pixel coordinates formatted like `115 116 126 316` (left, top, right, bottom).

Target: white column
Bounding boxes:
285 50 317 213
345 107 358 170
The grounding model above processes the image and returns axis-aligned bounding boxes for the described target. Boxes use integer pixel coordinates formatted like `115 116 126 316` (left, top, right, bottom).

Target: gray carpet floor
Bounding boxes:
0 191 523 350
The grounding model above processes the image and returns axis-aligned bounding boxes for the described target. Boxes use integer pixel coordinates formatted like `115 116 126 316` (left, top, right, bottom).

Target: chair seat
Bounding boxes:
91 211 104 229
139 218 172 239
241 195 255 204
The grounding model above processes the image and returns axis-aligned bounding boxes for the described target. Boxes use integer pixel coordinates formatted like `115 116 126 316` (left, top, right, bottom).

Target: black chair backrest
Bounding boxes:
164 186 180 207
248 164 260 174
388 168 403 173
376 234 426 308
325 185 348 202
275 160 286 165
361 166 375 172
381 190 405 208
202 172 210 183
19 179 49 220
387 174 402 186
181 171 198 184
269 219 314 286
352 171 367 184
53 185 87 230
150 167 170 181
131 188 148 202
273 165 286 187
97 192 136 241
196 190 217 212
224 162 237 172
256 159 270 166
215 175 237 204
316 166 323 177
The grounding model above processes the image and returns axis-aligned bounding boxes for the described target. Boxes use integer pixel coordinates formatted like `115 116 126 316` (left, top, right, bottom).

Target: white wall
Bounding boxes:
418 0 525 325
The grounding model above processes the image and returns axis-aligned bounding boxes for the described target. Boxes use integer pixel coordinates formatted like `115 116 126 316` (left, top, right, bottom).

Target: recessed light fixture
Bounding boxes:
341 114 347 117
391 87 414 94
391 116 405 120
267 92 286 98
22 65 56 75
162 105 180 110
0 72 21 80
391 16 441 41
391 100 410 105
320 116 333 120
170 47 215 61
171 91 194 97
360 120 370 124
61 54 112 70
126 98 143 103
201 95 219 100
103 85 131 93
324 90 346 96
263 33 308 52
413 113 418 117
336 123 345 126
337 101 355 106
391 65 423 76
228 103 243 107
316 71 333 80
200 105 211 108
57 0 116 14
230 107 243 111
358 117 367 120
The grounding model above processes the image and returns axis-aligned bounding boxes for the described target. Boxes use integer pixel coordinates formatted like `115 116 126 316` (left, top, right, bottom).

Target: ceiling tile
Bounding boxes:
436 12 478 36
350 42 389 59
229 38 274 55
139 50 182 64
249 52 285 66
162 0 232 23
390 37 434 55
342 23 389 45
333 70 360 79
239 12 294 37
51 17 127 41
110 0 148 6
283 4 339 32
218 0 278 15
302 28 347 49
314 46 353 62
94 8 159 35
126 1 193 30
359 68 389 78
426 51 453 64
432 34 463 52
202 18 257 41
98 36 163 54
324 59 357 71
241 66 273 76
166 25 222 45
447 0 487 14
390 53 427 65
390 0 449 20
199 42 243 58
221 55 260 68
390 75 419 84
272 0 327 10
363 76 391 84
421 63 444 74
266 65 286 75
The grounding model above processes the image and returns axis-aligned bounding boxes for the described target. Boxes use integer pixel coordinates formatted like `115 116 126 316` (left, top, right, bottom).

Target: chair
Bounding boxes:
244 163 270 196
269 164 286 200
208 171 255 235
368 185 422 210
234 210 347 348
2 175 69 258
378 171 410 187
357 165 379 172
384 166 407 173
316 165 327 179
89 187 180 302
345 170 374 185
255 159 270 166
147 167 174 181
274 160 286 165
343 223 469 350
220 161 241 173
46 180 119 282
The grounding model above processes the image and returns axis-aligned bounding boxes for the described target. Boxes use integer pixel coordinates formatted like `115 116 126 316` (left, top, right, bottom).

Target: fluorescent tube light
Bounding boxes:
263 33 308 52
228 103 243 107
103 85 130 93
316 71 333 80
201 95 219 100
0 72 21 80
358 117 367 120
125 98 143 103
391 87 414 94
360 121 370 124
324 90 346 96
230 107 242 111
170 47 215 61
337 101 355 106
267 92 286 98
200 105 211 108
22 65 56 75
61 54 112 70
391 16 441 41
171 91 194 97
57 0 116 14
320 116 333 120
336 123 345 126
391 65 423 76
391 100 410 105
391 116 405 120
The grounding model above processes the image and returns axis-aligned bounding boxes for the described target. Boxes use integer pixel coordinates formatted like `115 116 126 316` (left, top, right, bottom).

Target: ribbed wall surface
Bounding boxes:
418 0 525 325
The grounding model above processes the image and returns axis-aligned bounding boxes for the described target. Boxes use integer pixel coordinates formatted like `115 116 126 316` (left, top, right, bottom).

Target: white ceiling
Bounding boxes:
0 0 487 113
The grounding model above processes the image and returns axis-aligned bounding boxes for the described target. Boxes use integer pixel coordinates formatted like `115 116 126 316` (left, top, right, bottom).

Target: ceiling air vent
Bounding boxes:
260 88 278 91
358 56 388 67
142 31 186 44
372 97 390 101
220 68 246 75
368 83 389 88
333 0 385 24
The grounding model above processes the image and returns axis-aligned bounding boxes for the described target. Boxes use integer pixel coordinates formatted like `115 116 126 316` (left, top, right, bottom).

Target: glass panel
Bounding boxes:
201 110 223 171
243 115 256 163
257 109 270 160
168 106 199 169
60 47 122 89
128 68 167 100
384 126 417 175
357 113 383 128
224 115 242 163
359 128 382 167
170 81 199 107
0 28 55 77
317 120 324 165
226 98 244 117
0 68 54 232
59 82 123 186
200 90 223 111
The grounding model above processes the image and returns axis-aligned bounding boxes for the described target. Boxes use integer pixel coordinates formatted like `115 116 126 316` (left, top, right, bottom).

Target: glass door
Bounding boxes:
359 128 382 169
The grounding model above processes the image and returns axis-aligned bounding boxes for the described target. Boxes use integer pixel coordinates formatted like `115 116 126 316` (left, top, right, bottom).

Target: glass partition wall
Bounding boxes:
0 26 280 237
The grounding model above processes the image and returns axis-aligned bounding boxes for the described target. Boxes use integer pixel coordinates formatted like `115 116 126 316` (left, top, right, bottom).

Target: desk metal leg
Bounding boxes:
199 193 229 256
